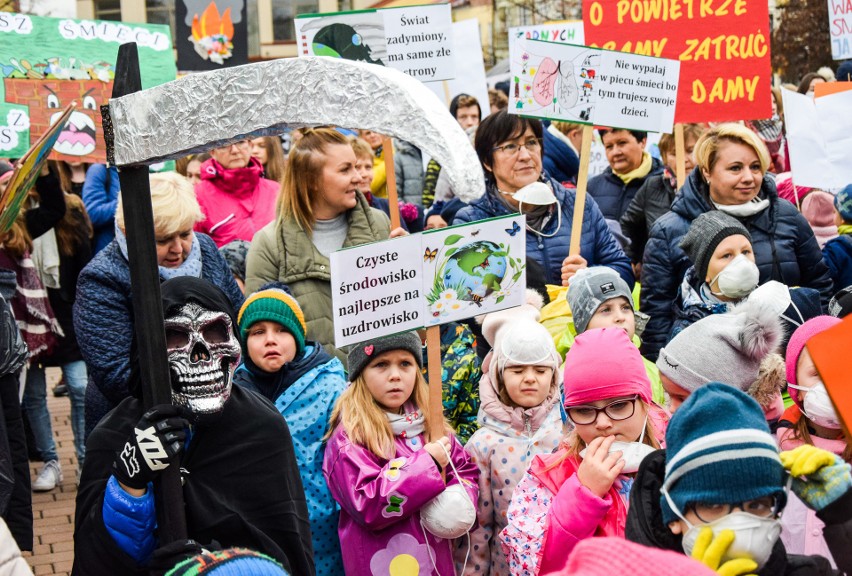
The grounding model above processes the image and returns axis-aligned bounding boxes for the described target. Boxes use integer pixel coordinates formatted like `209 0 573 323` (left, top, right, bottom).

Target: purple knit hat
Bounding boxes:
785 316 842 405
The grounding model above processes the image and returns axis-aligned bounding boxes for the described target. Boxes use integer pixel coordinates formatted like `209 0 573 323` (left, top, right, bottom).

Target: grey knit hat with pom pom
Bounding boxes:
657 299 784 403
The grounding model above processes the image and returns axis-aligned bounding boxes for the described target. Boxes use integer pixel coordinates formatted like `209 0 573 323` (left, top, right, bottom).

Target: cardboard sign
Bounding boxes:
296 4 454 82
781 87 852 190
176 0 249 70
331 215 526 346
0 12 176 163
806 316 852 441
583 0 771 123
829 0 852 60
510 40 679 133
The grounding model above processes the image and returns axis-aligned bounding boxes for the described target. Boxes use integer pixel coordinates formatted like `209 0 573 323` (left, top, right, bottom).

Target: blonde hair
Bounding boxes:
278 127 351 234
552 121 584 135
658 123 706 159
325 366 450 459
349 136 374 161
116 171 203 236
694 123 771 175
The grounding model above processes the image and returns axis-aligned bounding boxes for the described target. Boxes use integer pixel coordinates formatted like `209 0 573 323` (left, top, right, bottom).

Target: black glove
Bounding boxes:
147 539 221 576
113 404 188 490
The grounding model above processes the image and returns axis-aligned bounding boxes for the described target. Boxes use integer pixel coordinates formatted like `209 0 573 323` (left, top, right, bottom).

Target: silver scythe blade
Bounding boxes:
107 56 485 203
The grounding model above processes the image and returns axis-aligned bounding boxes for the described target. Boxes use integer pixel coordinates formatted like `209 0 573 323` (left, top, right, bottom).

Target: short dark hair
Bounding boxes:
474 109 543 178
450 93 481 120
597 128 647 143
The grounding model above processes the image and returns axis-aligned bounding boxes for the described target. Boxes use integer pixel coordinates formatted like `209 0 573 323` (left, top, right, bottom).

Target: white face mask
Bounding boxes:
709 254 760 299
510 181 562 238
579 415 654 474
787 382 842 429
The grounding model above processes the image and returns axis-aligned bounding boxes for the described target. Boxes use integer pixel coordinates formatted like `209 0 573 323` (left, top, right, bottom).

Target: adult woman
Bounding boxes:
641 123 833 361
246 128 403 364
250 136 286 184
454 110 632 287
74 172 243 436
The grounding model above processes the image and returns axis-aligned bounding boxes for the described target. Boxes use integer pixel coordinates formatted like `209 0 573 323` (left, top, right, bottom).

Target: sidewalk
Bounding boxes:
24 367 76 576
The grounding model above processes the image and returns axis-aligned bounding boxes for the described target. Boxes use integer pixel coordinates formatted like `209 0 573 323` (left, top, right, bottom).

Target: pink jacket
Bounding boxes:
776 405 845 567
323 425 479 576
457 352 564 575
500 450 630 576
194 157 279 247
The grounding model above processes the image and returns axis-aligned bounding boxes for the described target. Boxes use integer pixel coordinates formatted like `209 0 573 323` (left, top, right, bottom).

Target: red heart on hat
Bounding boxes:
364 345 374 356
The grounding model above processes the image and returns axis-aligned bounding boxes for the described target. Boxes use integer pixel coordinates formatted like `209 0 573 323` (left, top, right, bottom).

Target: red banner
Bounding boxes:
583 0 772 123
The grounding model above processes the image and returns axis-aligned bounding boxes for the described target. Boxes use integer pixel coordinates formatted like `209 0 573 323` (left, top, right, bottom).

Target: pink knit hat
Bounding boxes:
561 537 716 575
785 316 842 405
563 327 652 407
801 190 839 248
774 172 813 207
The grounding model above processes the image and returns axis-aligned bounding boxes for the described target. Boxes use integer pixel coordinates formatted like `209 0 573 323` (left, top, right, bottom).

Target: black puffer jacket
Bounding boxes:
626 450 852 576
619 171 677 263
639 169 834 360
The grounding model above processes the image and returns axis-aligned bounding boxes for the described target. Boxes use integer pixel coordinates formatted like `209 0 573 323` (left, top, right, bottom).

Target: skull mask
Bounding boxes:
165 302 241 416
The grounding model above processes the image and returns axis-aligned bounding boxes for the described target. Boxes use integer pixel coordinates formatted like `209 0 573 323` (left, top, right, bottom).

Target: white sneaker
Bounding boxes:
32 460 62 492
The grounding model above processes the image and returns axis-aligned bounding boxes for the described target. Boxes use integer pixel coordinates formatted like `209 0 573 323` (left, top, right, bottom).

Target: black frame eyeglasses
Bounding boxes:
492 138 543 156
566 395 639 425
688 495 783 523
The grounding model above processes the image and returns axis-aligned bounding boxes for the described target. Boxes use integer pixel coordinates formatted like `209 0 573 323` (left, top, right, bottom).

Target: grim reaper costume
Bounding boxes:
73 277 314 576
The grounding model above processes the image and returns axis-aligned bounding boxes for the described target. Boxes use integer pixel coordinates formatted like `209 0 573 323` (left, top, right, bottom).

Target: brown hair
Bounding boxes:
488 88 508 111
1 211 32 259
349 136 374 160
255 136 287 184
789 417 851 462
658 123 706 160
51 160 89 195
55 193 93 257
278 127 351 234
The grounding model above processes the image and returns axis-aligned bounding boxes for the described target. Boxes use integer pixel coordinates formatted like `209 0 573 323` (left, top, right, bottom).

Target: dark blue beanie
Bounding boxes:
660 383 786 525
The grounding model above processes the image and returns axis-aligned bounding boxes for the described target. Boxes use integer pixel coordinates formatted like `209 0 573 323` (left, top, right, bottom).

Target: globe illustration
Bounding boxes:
442 241 508 302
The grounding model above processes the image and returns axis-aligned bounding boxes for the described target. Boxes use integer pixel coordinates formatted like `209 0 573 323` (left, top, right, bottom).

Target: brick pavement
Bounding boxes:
24 367 76 576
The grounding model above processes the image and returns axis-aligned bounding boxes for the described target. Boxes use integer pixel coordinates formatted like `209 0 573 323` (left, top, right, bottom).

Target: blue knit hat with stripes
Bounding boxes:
660 382 786 525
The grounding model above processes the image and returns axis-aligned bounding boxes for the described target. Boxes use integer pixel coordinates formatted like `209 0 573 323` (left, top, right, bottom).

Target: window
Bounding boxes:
272 0 319 42
147 0 176 40
94 0 122 21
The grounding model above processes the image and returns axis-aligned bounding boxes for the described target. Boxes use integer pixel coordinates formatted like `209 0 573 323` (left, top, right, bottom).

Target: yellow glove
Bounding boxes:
691 527 759 576
779 444 836 477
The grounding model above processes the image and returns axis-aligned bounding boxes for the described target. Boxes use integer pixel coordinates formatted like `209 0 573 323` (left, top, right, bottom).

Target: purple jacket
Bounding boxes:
323 425 479 576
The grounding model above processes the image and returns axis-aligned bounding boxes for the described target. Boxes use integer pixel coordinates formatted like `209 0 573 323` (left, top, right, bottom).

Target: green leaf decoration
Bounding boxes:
444 234 464 246
496 295 505 304
512 271 523 282
445 247 458 257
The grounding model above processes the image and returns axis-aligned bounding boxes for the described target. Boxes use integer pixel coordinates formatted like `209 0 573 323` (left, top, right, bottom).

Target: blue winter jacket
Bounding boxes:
234 344 347 576
640 169 834 361
454 176 634 287
82 164 121 254
822 234 852 291
588 156 664 221
542 123 580 184
74 233 244 437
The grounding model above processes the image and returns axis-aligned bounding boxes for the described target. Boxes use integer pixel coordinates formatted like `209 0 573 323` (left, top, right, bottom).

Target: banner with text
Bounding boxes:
331 215 526 347
583 0 771 123
510 40 679 133
296 4 454 83
509 21 585 53
829 0 852 60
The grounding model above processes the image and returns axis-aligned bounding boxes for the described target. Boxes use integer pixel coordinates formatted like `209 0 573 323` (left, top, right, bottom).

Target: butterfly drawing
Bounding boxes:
471 229 480 237
506 221 521 237
424 248 438 263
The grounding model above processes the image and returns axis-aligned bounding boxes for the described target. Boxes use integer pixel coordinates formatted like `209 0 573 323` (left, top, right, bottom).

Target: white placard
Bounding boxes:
782 87 852 190
508 21 584 53
829 0 852 60
425 18 489 113
296 4 454 83
510 40 680 134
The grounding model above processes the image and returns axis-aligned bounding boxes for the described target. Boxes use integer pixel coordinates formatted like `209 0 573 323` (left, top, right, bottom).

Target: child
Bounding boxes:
565 266 666 405
501 328 664 575
777 316 850 565
822 184 852 290
459 293 564 575
626 383 852 575
323 332 479 576
234 283 347 575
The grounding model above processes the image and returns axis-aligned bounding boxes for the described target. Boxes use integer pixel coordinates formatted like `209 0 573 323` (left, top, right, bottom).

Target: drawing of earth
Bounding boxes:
443 241 507 302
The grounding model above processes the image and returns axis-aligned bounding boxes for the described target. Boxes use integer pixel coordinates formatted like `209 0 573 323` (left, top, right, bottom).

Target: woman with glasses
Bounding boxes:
453 110 633 288
193 138 280 247
501 328 665 574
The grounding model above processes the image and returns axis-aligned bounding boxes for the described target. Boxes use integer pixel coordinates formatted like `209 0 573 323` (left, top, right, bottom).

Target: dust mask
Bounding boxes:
579 414 654 474
787 381 842 429
420 442 476 539
511 181 562 238
709 254 759 299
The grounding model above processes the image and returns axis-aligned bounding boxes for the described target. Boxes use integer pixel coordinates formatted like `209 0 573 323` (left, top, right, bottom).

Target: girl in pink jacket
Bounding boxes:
500 328 666 575
323 332 479 576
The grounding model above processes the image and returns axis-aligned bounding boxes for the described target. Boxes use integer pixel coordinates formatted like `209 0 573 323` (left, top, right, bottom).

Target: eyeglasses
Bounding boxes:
688 495 781 523
566 395 639 425
492 138 542 156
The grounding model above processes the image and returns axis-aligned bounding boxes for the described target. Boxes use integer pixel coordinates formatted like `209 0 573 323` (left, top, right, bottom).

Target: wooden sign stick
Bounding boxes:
568 125 595 258
382 136 402 230
674 123 686 189
427 325 444 441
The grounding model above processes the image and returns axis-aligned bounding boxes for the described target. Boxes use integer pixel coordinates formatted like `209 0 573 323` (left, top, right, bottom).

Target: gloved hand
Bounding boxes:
780 444 852 511
112 404 188 490
148 539 221 575
691 527 758 576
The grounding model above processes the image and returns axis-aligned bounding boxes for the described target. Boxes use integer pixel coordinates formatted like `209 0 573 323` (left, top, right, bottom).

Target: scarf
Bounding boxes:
748 119 783 143
386 402 425 440
838 223 852 235
713 196 770 217
663 166 678 190
115 224 203 280
31 229 61 289
614 152 653 185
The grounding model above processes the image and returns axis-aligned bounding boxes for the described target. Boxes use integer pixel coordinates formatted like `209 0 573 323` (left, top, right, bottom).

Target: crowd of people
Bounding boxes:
0 62 849 576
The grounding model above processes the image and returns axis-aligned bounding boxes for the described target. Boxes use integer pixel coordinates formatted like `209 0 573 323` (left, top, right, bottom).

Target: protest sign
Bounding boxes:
330 215 526 347
509 21 585 52
0 12 175 163
814 81 852 98
426 18 489 112
176 0 249 70
781 87 852 190
296 4 454 82
583 0 772 123
829 0 852 60
807 316 852 442
510 40 680 134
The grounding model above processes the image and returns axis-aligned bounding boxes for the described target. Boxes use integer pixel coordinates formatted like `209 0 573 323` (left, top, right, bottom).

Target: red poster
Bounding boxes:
583 0 772 123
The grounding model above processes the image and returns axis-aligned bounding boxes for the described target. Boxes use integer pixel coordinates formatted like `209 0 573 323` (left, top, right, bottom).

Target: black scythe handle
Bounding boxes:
110 42 187 543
